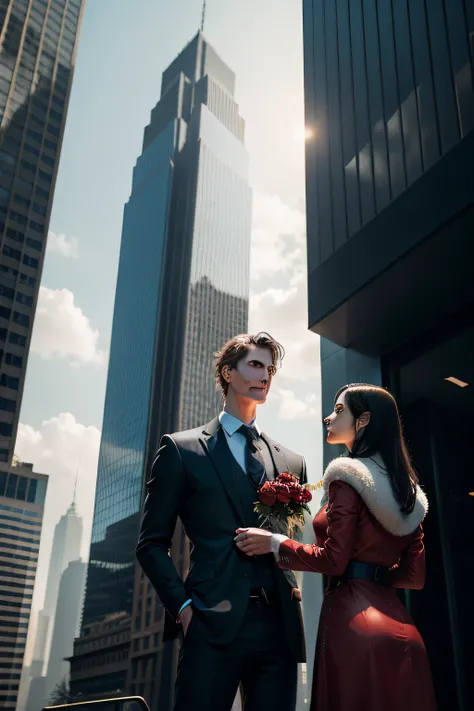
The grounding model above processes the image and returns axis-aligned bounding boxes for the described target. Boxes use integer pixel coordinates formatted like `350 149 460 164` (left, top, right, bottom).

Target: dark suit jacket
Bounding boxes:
136 417 307 662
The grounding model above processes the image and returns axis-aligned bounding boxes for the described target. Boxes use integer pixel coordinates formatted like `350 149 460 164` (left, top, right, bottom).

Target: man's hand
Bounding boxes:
179 604 193 636
235 527 273 556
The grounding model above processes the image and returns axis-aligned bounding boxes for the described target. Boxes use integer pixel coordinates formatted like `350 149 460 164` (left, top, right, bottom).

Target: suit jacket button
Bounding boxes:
244 572 250 578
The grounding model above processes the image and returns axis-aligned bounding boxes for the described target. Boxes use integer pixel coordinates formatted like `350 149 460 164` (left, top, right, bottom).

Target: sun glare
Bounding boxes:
294 126 315 142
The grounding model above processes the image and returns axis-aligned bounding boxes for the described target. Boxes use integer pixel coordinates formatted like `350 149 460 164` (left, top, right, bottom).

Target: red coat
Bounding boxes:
278 458 437 711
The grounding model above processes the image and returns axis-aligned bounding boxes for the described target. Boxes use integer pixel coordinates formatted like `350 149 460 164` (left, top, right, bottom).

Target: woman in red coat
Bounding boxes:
235 383 437 711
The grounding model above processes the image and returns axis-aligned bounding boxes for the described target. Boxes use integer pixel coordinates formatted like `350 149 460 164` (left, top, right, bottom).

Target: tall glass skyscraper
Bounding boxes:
72 32 251 704
0 0 84 465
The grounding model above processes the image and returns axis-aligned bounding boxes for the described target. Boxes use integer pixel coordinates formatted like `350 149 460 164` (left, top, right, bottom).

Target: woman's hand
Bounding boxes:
235 527 273 556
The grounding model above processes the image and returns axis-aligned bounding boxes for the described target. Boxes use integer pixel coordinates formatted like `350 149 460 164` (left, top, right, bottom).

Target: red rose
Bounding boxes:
278 472 298 484
289 488 304 503
302 488 312 503
259 482 277 506
276 484 291 504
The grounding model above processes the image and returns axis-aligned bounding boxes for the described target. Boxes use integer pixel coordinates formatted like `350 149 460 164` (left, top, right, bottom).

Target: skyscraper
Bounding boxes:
302 2 473 709
44 559 86 702
0 0 85 465
71 31 251 706
0 460 48 711
25 497 83 707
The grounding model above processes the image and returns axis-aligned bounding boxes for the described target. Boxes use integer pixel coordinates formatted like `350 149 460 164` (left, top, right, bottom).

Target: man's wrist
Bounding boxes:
177 599 192 622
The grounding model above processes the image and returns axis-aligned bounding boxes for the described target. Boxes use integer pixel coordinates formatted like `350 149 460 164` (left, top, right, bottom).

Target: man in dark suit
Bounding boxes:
136 332 307 711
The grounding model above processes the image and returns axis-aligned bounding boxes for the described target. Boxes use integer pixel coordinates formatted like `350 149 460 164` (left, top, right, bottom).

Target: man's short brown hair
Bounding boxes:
214 332 285 396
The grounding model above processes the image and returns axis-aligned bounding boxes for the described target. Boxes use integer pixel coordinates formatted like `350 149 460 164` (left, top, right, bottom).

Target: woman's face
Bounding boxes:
324 390 371 449
324 392 357 448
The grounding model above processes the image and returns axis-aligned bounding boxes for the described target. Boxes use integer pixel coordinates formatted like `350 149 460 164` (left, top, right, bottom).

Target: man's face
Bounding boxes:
226 345 276 403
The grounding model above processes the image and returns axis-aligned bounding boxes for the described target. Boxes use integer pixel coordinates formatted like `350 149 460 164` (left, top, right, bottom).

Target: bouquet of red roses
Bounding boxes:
254 473 316 540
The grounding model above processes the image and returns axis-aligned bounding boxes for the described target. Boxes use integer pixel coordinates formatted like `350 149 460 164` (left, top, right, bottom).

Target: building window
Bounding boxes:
13 312 29 328
0 285 14 299
0 423 13 438
16 476 28 501
32 203 46 216
0 306 12 320
35 186 49 200
26 238 41 251
23 144 40 158
14 195 30 209
0 374 19 391
27 129 42 144
22 255 38 269
14 177 33 195
9 332 27 347
0 397 15 413
15 293 32 307
0 187 11 206
5 353 23 368
7 228 24 244
6 473 18 498
0 266 19 280
26 479 37 503
2 246 21 262
46 123 60 137
20 160 36 174
9 212 27 226
0 150 16 167
28 220 43 232
38 170 51 184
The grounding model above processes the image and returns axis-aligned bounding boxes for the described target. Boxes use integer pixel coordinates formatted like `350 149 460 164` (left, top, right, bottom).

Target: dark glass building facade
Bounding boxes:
73 32 251 707
303 2 473 710
0 0 84 465
0 461 47 711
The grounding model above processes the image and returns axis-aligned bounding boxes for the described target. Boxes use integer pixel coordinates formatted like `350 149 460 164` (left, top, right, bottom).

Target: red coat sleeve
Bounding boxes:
278 481 359 576
388 525 426 590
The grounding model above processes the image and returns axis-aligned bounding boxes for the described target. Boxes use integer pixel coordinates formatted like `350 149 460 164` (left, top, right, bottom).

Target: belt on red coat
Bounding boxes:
340 560 391 586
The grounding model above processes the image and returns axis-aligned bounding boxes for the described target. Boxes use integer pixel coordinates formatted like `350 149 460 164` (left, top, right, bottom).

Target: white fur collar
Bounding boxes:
323 455 428 537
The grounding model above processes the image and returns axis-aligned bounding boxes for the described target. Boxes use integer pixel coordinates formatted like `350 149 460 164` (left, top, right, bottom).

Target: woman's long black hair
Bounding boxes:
335 383 418 515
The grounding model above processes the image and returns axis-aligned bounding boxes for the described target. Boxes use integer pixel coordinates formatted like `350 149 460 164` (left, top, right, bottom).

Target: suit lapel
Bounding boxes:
260 433 292 478
199 418 248 524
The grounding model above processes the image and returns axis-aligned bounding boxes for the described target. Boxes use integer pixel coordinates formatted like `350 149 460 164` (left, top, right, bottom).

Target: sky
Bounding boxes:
14 0 323 658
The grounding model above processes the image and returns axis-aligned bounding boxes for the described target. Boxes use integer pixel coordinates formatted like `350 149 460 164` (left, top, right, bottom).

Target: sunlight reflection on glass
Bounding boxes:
294 125 316 142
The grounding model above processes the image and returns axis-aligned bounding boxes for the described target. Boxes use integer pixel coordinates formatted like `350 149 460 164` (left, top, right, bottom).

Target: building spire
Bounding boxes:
201 0 206 33
71 443 83 511
72 466 79 507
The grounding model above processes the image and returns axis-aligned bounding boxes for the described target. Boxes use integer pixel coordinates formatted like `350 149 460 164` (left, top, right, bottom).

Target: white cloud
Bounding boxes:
250 192 306 278
15 413 100 604
249 275 320 383
15 414 101 664
47 231 79 259
30 287 106 367
270 386 318 421
248 191 322 485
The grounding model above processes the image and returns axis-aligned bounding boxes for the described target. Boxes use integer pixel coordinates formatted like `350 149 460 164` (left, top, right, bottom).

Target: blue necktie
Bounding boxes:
239 425 267 490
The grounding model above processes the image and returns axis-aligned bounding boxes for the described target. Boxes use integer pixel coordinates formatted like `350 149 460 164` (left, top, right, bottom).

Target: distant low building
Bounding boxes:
68 612 131 701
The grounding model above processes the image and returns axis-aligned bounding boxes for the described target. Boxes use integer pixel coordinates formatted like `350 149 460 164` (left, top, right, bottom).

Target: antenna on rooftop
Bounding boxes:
201 0 206 33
